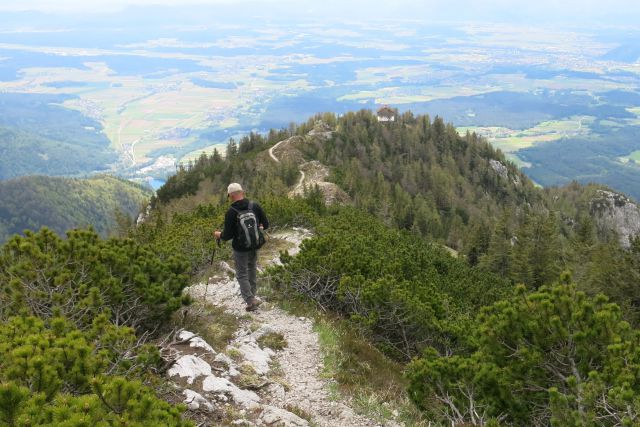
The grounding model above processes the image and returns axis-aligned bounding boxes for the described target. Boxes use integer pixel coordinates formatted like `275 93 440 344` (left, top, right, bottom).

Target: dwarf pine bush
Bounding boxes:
0 228 193 426
0 228 190 331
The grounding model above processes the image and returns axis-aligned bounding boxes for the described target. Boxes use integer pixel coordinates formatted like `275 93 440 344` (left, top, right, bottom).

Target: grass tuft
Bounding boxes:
226 347 243 362
237 364 268 390
313 317 430 426
173 303 239 353
284 404 314 422
257 332 288 351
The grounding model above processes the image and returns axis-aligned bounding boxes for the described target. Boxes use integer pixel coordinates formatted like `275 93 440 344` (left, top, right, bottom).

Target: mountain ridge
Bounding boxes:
2 109 640 426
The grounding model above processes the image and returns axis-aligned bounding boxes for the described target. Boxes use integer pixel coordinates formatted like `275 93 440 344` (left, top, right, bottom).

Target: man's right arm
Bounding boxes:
220 209 236 241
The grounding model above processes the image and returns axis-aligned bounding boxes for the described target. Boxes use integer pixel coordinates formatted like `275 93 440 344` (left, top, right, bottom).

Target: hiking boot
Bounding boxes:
245 297 262 312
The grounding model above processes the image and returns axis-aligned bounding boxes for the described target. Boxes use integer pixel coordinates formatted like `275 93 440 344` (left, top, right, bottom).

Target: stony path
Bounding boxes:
167 126 392 425
253 306 378 427
268 138 287 162
170 228 394 426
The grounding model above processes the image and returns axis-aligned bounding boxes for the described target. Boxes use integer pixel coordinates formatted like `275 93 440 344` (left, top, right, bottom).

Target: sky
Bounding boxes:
0 0 639 26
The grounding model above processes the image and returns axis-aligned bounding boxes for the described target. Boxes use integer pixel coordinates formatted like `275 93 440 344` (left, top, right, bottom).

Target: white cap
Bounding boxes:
227 183 243 194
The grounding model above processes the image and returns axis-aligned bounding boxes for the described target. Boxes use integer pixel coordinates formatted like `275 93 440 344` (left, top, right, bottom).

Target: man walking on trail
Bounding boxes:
214 183 269 312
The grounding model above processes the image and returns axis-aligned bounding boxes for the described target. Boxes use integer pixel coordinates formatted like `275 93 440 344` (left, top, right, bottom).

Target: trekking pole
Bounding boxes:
210 237 221 265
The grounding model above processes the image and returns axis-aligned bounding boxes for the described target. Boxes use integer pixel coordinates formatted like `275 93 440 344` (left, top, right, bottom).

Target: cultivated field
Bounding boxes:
458 116 593 151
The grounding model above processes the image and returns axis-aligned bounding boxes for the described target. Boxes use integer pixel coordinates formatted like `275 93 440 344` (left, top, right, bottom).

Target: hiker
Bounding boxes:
214 183 269 312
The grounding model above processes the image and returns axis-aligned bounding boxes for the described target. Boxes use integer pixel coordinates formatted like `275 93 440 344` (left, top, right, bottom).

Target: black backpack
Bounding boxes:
231 201 266 250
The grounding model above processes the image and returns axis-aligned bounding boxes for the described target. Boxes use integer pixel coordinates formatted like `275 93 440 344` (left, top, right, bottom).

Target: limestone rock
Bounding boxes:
179 330 217 354
288 160 350 205
168 355 212 384
183 389 214 411
591 190 640 248
489 159 508 179
202 375 260 407
235 342 275 375
260 405 310 427
307 120 334 139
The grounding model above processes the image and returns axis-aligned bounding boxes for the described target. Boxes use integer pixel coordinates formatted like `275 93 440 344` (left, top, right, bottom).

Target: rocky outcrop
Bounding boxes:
289 160 351 205
490 159 520 186
268 136 306 164
168 354 213 384
591 190 640 248
260 405 309 426
268 126 350 206
490 159 508 179
307 120 334 139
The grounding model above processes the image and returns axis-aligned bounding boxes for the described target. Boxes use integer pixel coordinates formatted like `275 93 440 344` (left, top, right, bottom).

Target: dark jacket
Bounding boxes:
220 199 269 251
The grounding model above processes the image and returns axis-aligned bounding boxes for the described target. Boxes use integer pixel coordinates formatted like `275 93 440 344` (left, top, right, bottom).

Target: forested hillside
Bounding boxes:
0 93 117 179
154 110 636 309
156 110 543 247
0 174 151 243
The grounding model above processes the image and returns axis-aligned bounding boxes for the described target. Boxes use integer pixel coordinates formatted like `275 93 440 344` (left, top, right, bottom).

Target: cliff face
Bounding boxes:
591 190 640 247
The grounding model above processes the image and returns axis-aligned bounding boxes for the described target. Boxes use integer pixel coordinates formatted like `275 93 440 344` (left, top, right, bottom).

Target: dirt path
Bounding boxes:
170 229 391 426
268 135 314 197
268 138 286 162
291 169 306 194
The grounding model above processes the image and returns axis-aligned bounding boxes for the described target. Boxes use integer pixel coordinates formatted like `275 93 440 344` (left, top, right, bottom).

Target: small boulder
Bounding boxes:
168 355 212 384
178 330 216 354
202 375 260 407
260 405 310 427
183 389 214 412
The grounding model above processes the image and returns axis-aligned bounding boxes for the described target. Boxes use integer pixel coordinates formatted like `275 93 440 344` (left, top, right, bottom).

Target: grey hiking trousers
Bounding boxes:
233 249 258 303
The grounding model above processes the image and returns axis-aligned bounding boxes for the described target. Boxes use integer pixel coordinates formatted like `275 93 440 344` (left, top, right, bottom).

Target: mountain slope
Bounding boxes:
43 108 637 426
155 110 542 249
0 93 117 179
0 174 151 242
151 109 640 318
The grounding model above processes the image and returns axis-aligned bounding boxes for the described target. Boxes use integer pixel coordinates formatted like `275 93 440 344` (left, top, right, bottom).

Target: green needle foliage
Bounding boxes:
0 316 190 426
407 276 640 426
0 228 193 426
269 208 512 359
132 194 321 274
0 227 190 331
147 109 640 425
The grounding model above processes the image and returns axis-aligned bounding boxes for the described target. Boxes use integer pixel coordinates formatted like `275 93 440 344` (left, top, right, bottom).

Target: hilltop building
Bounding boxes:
376 105 396 122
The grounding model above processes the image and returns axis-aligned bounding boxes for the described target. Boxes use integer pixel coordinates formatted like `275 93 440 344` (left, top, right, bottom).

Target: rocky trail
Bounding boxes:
164 125 399 426
166 228 396 426
269 128 350 205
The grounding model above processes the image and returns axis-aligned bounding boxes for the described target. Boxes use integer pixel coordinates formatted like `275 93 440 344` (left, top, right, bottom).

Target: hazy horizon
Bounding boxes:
1 0 639 27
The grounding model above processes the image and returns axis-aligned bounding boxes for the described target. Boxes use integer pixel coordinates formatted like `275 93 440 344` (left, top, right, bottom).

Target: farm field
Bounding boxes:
457 116 594 159
625 150 640 162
